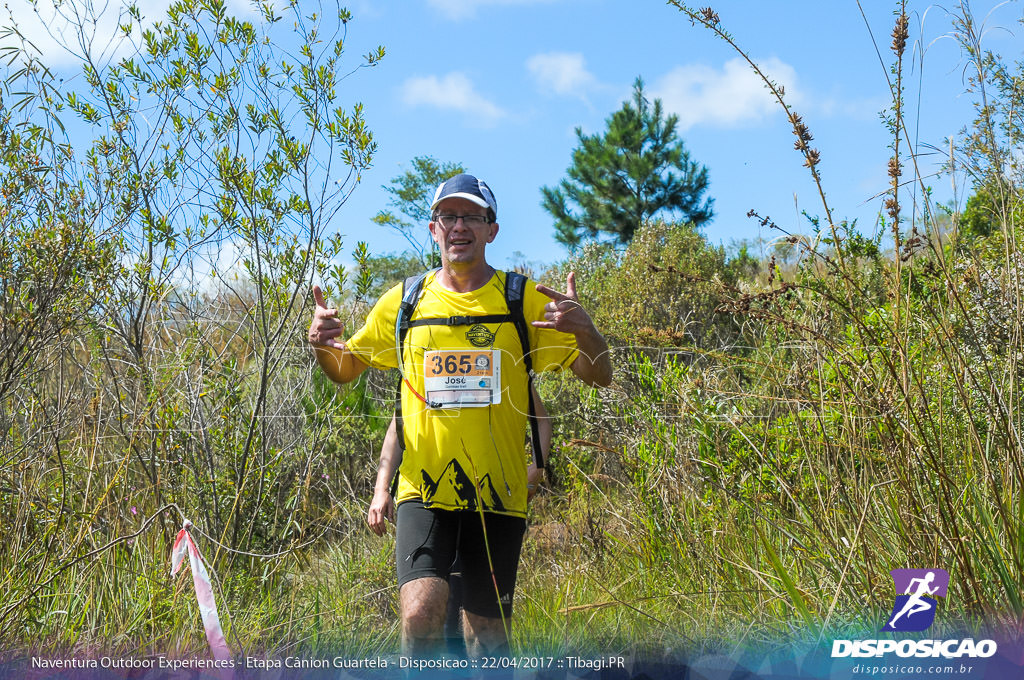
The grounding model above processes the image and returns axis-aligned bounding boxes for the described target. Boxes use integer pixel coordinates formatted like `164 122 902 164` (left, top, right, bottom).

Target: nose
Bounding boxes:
447 218 473 235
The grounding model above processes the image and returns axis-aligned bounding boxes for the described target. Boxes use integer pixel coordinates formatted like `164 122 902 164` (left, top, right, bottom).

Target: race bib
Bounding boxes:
423 350 501 408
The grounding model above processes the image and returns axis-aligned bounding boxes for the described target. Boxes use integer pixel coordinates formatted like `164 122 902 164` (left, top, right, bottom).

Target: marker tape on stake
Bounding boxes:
171 520 232 665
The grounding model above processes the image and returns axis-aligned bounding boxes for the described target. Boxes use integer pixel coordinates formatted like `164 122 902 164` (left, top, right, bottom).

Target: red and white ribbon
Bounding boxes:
171 520 232 665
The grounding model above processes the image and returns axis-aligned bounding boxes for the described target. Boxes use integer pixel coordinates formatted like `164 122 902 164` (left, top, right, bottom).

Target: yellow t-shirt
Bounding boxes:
347 270 578 518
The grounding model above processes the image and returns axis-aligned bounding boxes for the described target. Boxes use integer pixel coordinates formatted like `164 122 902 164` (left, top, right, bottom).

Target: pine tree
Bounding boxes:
542 78 713 248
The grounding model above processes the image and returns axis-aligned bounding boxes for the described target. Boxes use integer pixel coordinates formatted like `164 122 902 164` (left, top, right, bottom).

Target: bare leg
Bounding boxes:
400 577 449 657
462 610 510 658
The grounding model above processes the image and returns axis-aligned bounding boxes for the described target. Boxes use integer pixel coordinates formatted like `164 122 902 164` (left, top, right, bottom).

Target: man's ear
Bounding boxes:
487 222 499 243
428 219 441 244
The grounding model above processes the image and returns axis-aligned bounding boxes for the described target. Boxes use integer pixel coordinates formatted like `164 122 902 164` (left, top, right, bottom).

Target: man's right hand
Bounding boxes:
367 489 396 536
308 285 346 349
307 286 369 385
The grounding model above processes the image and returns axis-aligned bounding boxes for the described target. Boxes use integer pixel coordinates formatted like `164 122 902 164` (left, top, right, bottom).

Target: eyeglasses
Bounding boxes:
435 214 490 229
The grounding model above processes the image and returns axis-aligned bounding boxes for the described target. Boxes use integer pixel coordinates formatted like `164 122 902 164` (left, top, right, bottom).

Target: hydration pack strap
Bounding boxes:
505 272 545 470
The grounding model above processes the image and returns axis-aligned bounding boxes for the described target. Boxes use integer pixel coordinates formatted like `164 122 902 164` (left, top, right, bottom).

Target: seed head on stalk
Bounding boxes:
699 7 720 26
668 1 834 238
891 11 909 57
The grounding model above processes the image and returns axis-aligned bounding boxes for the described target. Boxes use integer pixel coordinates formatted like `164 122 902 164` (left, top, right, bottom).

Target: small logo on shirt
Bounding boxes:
466 324 495 347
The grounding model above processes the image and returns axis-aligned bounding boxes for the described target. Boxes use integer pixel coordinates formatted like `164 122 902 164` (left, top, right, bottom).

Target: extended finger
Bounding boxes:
313 285 329 309
535 283 569 303
565 271 577 300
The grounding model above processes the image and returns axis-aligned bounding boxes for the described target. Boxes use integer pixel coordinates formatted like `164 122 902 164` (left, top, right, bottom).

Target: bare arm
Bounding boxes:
569 325 612 388
367 417 402 535
308 285 369 384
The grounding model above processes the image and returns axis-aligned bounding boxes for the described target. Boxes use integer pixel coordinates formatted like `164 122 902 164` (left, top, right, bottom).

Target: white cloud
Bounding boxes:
652 57 804 130
426 0 558 20
401 72 505 125
0 0 143 69
0 0 257 69
527 52 600 100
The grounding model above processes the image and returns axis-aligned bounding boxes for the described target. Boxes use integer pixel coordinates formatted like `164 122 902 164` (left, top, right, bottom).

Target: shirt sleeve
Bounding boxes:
345 283 403 369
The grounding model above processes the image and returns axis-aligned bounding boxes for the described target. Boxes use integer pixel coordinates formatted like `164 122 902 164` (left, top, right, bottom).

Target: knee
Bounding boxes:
463 612 510 656
399 585 448 643
403 603 444 638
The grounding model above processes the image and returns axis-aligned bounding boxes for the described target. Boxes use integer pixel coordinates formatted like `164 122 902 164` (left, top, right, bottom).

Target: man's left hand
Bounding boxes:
535 271 613 387
533 272 596 336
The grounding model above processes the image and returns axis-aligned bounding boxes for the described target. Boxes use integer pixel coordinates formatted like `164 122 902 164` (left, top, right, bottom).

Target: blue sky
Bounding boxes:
10 0 1023 271
327 0 1022 269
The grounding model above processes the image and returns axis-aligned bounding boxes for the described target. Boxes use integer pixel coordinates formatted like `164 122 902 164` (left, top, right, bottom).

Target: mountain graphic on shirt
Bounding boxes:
476 473 506 512
420 459 506 512
421 459 477 508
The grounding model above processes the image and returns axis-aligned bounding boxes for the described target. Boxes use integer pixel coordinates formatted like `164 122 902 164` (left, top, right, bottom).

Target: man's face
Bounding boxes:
428 197 498 267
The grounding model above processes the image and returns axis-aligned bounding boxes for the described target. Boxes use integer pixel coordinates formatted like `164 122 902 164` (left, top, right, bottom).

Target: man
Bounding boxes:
308 173 611 657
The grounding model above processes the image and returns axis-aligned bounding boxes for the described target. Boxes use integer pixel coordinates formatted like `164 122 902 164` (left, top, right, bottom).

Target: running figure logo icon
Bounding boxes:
881 569 950 632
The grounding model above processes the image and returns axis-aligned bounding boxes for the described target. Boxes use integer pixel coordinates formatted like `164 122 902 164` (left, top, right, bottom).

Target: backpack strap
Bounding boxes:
396 270 435 352
505 271 545 470
405 313 513 328
393 269 435 471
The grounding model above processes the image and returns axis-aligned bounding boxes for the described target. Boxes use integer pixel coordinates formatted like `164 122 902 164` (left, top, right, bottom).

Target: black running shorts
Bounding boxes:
396 500 527 619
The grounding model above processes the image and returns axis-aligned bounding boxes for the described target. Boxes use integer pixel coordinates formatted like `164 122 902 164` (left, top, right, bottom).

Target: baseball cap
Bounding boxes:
430 173 498 219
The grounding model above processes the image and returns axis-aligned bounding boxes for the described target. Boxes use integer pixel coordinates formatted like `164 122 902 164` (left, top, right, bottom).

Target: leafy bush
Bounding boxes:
548 218 745 349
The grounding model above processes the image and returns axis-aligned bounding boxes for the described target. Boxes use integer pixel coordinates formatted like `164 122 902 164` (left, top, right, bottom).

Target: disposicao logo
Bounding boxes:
831 568 997 659
882 568 949 632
